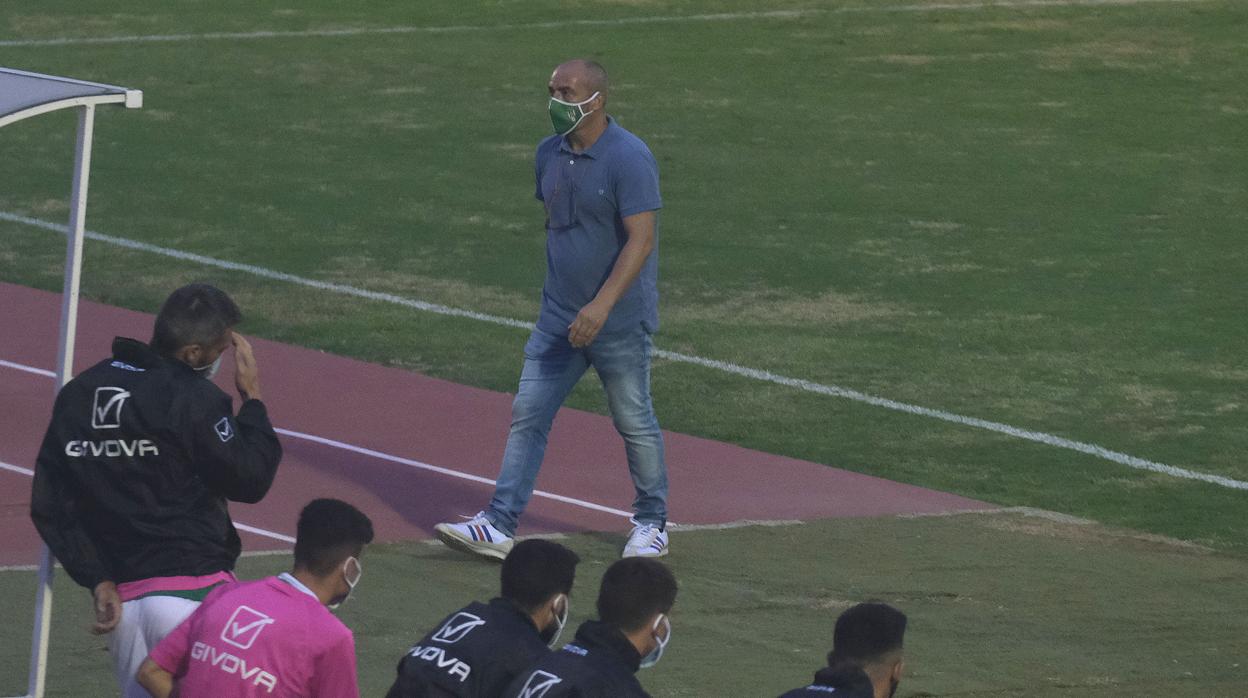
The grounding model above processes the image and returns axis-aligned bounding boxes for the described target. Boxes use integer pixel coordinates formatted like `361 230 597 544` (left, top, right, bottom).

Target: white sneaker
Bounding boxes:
435 512 514 561
622 519 669 558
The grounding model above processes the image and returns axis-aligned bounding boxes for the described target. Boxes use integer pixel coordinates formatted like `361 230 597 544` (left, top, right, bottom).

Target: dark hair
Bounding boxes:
596 558 677 633
501 540 580 611
828 602 907 667
150 283 242 357
293 499 375 576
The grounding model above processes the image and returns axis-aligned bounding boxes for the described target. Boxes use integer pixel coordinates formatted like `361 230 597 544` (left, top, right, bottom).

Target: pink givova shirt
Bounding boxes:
148 574 358 697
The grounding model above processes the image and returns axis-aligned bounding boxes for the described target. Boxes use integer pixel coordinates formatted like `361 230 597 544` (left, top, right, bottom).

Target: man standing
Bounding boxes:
30 283 283 697
777 602 908 698
503 557 677 698
137 498 374 697
436 59 670 560
385 539 580 697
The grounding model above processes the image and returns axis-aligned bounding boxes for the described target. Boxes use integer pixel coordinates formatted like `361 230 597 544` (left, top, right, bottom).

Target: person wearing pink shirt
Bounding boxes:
136 498 373 697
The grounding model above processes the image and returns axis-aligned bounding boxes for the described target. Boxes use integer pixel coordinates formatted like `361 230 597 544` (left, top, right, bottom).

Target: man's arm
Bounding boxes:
29 394 113 594
186 334 282 503
567 210 656 348
136 659 175 698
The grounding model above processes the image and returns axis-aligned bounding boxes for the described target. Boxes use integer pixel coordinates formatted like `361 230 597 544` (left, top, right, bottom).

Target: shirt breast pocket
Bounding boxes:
572 173 614 225
542 161 577 232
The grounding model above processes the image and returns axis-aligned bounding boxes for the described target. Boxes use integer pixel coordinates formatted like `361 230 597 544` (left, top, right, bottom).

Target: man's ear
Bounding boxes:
892 658 905 681
175 344 204 366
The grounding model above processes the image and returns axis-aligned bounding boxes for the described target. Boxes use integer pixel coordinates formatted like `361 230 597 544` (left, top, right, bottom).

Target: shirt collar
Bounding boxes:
278 572 319 600
558 115 617 159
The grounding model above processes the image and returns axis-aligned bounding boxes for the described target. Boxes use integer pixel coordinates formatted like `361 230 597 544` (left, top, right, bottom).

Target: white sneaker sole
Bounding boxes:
622 544 669 559
434 524 513 561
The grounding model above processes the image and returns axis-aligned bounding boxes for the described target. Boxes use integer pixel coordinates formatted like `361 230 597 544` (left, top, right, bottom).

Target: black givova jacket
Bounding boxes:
386 597 551 698
30 337 282 589
776 665 875 698
503 620 650 698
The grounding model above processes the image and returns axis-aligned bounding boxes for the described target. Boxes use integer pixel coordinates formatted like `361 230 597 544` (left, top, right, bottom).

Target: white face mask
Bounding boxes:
543 594 569 649
639 614 670 669
193 354 223 380
328 556 362 610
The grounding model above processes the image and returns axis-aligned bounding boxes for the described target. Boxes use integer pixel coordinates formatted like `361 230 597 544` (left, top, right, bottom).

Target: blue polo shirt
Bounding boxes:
534 116 661 336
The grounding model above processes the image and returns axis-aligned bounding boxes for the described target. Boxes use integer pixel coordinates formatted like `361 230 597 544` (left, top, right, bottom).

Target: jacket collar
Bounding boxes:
489 596 540 633
111 337 193 374
570 619 642 673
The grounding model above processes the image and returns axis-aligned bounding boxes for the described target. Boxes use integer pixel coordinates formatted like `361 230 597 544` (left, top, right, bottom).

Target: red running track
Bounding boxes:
0 282 989 566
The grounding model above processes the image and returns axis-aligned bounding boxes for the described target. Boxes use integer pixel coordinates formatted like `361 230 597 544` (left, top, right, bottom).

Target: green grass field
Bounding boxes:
4 513 1248 697
2 0 1247 695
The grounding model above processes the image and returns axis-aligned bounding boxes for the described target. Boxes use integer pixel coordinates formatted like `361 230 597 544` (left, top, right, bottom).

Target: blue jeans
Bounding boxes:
486 326 668 536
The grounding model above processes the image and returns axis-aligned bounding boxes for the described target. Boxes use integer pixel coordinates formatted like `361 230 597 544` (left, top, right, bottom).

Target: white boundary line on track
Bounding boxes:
0 0 1212 49
3 211 1245 492
0 460 34 477
273 427 635 518
0 358 636 524
1 457 296 543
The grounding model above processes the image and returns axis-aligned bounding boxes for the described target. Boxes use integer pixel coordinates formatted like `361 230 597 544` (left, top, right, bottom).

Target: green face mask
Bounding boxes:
548 91 600 135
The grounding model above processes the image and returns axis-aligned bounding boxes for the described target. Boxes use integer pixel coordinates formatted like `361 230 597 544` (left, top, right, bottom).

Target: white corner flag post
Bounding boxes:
0 67 141 698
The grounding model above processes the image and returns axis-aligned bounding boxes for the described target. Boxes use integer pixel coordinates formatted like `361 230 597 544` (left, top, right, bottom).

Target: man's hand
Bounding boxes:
92 580 122 635
232 332 262 401
569 299 612 348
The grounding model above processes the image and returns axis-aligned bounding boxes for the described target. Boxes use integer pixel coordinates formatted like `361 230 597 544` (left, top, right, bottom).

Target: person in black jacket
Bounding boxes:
29 283 282 698
504 557 677 698
777 602 907 698
386 539 580 698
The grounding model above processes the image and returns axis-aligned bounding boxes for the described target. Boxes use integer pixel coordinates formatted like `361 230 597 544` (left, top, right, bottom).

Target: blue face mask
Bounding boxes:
639 615 670 669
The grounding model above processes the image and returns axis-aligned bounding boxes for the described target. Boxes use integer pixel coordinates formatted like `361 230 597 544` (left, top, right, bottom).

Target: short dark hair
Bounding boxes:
293 499 375 576
828 602 907 667
596 558 677 633
500 540 580 611
150 283 242 357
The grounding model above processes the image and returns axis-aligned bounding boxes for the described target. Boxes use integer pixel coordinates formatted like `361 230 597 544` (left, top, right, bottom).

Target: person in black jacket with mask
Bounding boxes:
387 539 580 698
778 602 907 698
30 283 282 698
504 557 677 698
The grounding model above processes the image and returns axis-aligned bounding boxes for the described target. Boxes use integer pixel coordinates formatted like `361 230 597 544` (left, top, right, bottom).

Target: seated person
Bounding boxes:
387 539 580 697
504 557 677 698
136 498 374 697
778 602 907 698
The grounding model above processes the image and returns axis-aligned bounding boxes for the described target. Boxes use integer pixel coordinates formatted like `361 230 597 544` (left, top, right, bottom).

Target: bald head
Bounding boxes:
550 59 610 102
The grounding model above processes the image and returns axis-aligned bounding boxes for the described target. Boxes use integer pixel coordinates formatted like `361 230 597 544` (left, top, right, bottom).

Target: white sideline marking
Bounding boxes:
0 212 533 331
1 460 35 477
233 522 295 544
2 210 1245 492
274 427 636 518
0 359 636 519
0 0 1211 49
1 461 295 543
0 359 55 378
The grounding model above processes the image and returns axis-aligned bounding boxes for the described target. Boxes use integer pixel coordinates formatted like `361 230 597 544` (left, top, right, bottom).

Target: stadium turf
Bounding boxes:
2 0 1246 695
3 513 1247 696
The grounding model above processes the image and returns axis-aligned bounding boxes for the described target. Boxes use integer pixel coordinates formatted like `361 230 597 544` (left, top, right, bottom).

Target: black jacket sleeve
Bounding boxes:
186 393 282 504
29 391 110 589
